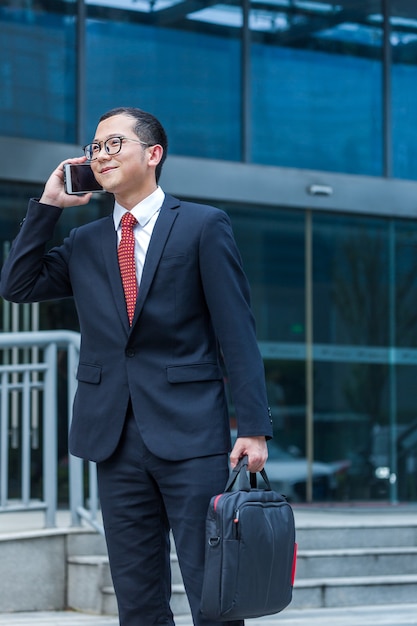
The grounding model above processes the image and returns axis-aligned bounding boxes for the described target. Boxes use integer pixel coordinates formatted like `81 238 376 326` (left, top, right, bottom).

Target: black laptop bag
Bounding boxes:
200 455 297 621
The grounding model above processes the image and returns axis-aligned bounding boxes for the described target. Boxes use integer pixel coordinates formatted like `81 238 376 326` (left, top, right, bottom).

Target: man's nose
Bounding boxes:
97 144 111 159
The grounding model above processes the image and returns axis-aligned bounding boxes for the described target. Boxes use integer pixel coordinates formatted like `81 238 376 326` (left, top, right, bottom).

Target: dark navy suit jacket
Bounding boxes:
0 193 272 462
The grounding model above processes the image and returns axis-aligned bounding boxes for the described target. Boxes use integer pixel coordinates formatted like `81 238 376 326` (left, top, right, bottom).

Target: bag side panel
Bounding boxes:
200 502 223 618
201 493 241 619
222 500 295 619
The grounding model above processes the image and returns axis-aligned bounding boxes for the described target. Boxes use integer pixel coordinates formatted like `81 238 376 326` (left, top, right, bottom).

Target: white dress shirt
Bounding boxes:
113 186 165 287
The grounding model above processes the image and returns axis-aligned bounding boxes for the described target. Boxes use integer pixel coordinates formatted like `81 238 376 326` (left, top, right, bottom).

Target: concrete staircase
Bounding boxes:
66 511 417 616
1 509 417 615
292 513 417 608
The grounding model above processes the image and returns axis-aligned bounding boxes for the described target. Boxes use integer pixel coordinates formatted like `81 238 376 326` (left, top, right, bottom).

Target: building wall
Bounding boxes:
1 1 417 503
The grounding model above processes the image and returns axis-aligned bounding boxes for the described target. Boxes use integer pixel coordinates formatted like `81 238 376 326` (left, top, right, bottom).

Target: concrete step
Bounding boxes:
292 574 417 609
68 551 184 586
84 569 417 614
68 545 417 615
66 531 108 557
101 583 190 617
67 556 113 613
67 552 190 616
295 523 417 550
296 546 417 578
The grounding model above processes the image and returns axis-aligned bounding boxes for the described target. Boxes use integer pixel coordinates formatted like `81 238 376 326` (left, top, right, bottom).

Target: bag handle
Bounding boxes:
224 455 272 492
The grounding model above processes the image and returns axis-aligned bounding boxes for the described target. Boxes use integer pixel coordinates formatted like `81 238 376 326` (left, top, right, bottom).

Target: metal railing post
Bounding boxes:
43 342 58 528
68 341 84 528
0 371 9 508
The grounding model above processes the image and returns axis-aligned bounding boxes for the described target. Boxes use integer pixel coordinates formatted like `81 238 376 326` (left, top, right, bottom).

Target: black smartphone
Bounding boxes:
64 163 104 195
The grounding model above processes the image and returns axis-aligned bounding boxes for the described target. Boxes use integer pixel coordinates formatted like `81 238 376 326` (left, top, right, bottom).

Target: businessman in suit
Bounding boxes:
0 107 272 626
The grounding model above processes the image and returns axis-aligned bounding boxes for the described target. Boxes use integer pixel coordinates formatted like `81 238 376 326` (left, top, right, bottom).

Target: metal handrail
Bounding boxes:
0 330 102 533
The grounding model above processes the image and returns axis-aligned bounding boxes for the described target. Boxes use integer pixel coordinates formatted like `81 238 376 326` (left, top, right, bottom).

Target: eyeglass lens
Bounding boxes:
85 137 123 159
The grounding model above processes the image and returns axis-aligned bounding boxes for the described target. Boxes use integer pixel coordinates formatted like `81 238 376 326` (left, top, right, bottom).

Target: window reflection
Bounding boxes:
313 214 389 346
0 0 77 142
251 0 384 175
84 0 242 161
224 204 305 343
311 211 417 502
391 0 417 179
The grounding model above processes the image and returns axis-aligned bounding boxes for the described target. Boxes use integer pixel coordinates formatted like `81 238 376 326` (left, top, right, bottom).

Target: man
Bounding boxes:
0 107 272 626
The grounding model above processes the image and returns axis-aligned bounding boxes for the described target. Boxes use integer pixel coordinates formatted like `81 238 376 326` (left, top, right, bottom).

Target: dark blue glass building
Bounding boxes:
1 0 417 503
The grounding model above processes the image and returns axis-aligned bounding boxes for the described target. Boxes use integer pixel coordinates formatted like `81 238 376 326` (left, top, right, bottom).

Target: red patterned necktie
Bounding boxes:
118 212 138 326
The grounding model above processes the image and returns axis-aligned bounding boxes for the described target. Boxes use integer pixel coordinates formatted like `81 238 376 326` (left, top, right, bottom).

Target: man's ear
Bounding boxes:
147 144 164 167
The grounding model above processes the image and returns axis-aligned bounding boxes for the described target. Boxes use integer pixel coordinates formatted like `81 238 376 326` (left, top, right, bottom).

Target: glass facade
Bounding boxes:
2 1 417 503
223 203 417 502
1 1 417 176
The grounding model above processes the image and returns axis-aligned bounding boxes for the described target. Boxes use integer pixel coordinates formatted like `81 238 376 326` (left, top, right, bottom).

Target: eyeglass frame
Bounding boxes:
83 136 151 161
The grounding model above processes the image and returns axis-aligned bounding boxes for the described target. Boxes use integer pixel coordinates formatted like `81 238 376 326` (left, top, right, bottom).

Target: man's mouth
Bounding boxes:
100 166 116 174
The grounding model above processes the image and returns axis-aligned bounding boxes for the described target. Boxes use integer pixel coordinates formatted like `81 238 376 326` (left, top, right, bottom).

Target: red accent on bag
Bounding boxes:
291 543 298 585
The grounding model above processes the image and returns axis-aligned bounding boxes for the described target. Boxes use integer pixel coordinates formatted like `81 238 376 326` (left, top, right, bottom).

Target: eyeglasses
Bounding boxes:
83 136 149 161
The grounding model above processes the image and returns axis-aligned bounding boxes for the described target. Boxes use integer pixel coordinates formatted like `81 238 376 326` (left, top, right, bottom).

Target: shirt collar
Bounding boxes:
113 186 165 230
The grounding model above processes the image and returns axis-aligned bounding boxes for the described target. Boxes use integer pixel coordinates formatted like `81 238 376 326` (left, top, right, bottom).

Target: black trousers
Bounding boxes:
97 411 243 626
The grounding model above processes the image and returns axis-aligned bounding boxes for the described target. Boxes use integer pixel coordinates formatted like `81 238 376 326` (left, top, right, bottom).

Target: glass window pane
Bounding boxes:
313 213 389 346
0 1 77 142
394 220 417 501
225 203 309 498
311 212 417 502
313 361 387 500
396 366 417 501
251 0 383 175
312 213 391 500
395 219 417 349
391 0 417 180
85 1 242 160
225 204 305 343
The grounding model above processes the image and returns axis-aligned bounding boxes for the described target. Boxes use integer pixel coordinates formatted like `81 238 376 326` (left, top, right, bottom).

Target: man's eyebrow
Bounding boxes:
92 133 123 142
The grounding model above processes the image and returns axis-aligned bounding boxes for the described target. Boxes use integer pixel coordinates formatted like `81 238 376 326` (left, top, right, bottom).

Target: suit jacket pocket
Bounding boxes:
166 362 222 383
77 362 102 384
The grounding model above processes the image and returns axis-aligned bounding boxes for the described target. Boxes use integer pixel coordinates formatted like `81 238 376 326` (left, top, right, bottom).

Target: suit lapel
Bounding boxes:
101 215 130 332
131 194 179 327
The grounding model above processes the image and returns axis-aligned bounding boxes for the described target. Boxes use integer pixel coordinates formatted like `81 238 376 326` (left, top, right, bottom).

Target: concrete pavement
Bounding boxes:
1 604 417 626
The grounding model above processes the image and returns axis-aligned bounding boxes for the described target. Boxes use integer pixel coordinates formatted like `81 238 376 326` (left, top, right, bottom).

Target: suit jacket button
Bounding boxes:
126 349 135 358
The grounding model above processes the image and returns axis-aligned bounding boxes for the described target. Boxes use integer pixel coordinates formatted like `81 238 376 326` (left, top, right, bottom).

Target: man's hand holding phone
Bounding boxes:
40 157 100 209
